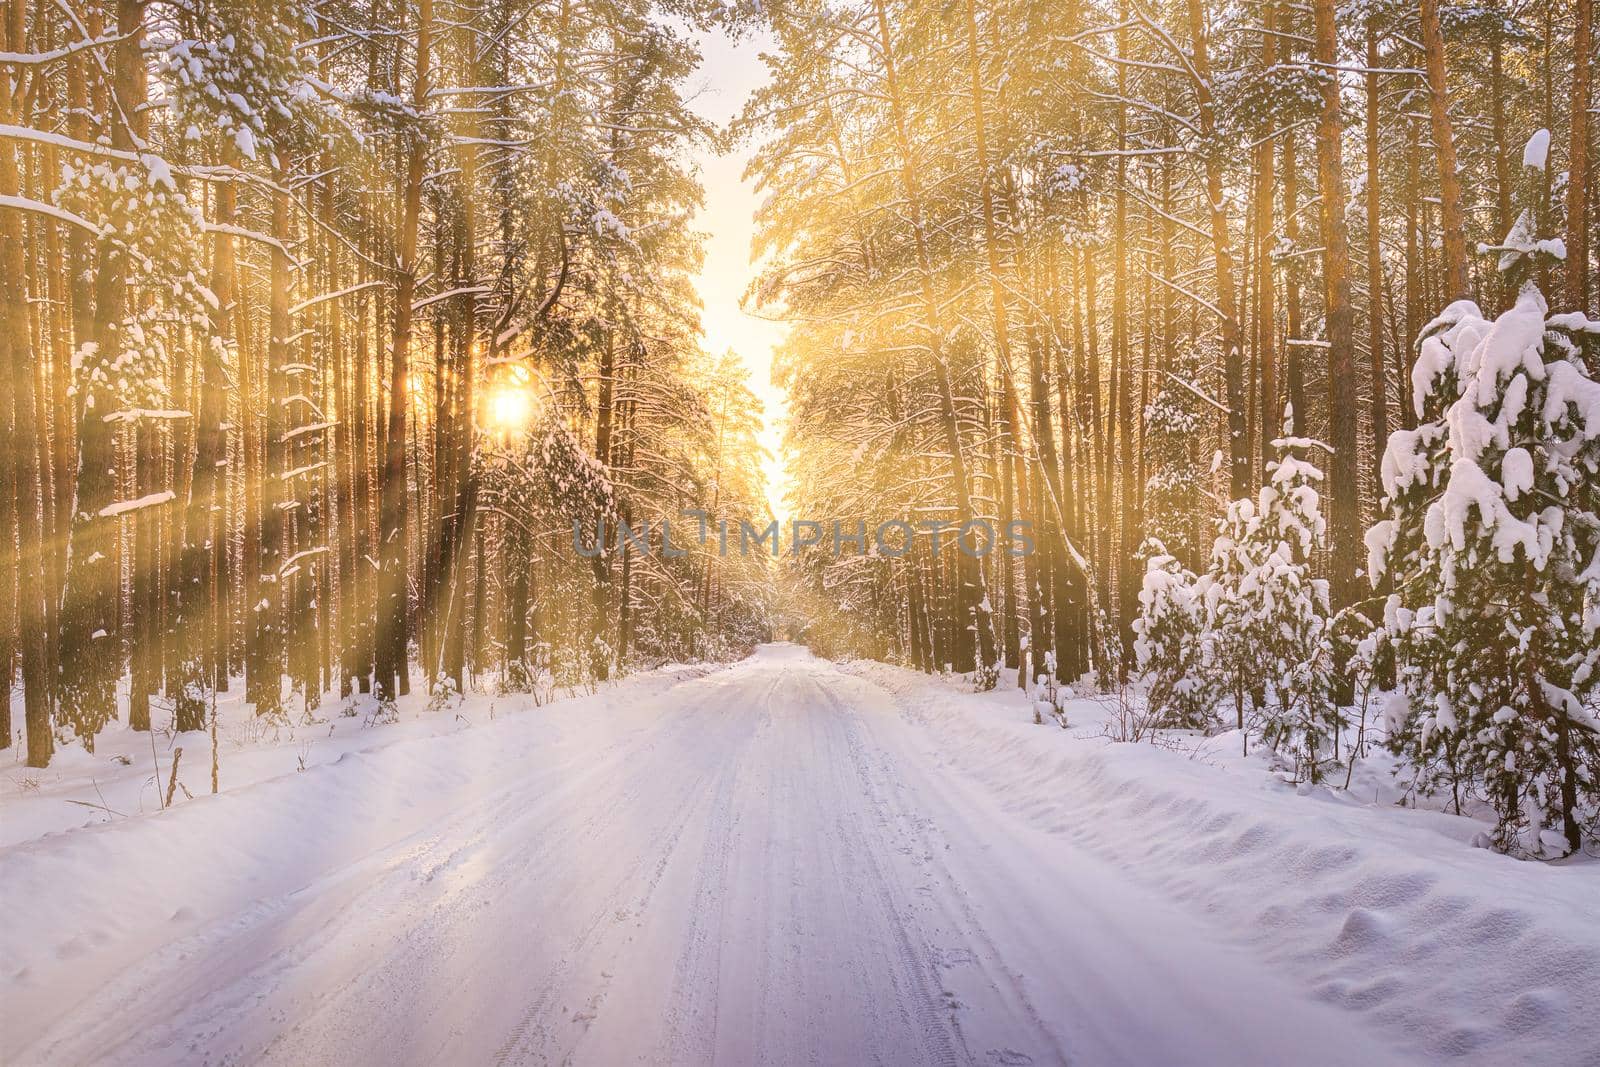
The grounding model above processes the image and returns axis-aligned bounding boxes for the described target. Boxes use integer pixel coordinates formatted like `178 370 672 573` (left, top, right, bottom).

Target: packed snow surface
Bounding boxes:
2 645 1596 1065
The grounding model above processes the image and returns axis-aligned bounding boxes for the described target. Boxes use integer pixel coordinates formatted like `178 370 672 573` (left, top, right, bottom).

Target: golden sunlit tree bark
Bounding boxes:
59 0 147 750
1568 0 1593 309
1183 0 1251 500
1420 0 1470 299
1312 0 1361 610
0 6 52 766
1365 19 1389 499
377 0 433 703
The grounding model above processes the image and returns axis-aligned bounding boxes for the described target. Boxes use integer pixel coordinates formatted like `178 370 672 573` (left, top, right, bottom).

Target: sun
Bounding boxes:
484 379 534 435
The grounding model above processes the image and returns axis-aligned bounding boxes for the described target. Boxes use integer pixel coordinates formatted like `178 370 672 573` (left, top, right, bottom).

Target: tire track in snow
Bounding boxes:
492 670 775 1066
285 696 737 1064
653 673 782 1062
487 775 704 1067
23 672 735 1066
806 671 969 1067
818 665 1068 1065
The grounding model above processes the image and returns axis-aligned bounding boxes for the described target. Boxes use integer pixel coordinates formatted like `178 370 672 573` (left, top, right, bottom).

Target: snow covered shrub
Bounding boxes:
973 642 1001 693
1197 493 1268 749
589 634 616 686
1339 621 1383 776
1032 652 1068 727
555 641 600 695
501 641 556 706
1133 546 1210 728
500 647 534 695
1368 133 1600 855
426 672 463 712
1195 417 1338 776
366 693 400 727
1249 429 1339 780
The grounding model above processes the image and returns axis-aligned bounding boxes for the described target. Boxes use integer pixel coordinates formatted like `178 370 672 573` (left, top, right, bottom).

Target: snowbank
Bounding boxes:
840 660 1600 1065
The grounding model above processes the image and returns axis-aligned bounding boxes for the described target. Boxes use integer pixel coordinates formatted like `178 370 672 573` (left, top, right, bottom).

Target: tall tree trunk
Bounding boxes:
1314 0 1363 610
288 187 320 716
963 0 1024 670
59 0 146 751
0 98 13 752
176 155 235 732
1083 246 1107 615
1283 130 1307 436
128 419 157 731
1184 0 1251 498
1568 0 1593 310
1366 21 1390 495
1402 115 1422 429
441 146 479 691
353 281 374 693
377 0 433 702
617 362 637 664
1256 3 1279 467
0 14 51 763
251 164 292 718
1113 1 1136 668
1420 0 1470 298
1057 249 1092 679
1 291 12 754
590 326 615 680
1491 24 1512 309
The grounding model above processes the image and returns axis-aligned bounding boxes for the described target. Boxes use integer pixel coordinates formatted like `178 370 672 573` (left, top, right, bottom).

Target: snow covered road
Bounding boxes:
1 646 1451 1064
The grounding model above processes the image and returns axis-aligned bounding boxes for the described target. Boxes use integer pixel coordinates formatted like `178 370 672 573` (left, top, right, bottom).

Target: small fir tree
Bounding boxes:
1133 546 1210 729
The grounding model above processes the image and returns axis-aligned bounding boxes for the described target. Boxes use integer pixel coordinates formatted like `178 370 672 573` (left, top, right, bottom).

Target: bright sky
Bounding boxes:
685 25 791 519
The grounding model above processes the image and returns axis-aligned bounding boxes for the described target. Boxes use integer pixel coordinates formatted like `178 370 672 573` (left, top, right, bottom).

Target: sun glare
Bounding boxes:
484 381 535 435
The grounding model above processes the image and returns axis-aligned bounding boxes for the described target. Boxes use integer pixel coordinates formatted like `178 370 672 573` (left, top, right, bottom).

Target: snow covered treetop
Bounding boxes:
1485 130 1568 275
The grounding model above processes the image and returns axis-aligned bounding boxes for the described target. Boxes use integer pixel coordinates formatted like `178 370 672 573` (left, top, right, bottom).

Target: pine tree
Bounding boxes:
1371 132 1600 854
1248 423 1338 781
1197 493 1266 753
1133 549 1208 729
1195 412 1336 772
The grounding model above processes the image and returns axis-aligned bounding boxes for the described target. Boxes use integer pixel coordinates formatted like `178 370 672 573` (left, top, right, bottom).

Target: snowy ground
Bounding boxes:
2 644 1596 1065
